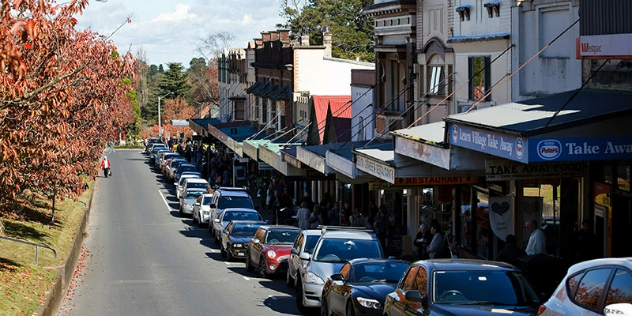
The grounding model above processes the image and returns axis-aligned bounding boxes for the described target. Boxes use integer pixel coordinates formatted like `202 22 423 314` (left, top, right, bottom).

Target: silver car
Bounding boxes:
192 193 213 227
287 229 321 288
179 188 206 217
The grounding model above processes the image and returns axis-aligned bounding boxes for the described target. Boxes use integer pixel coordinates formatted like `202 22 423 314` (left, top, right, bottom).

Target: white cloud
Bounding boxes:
151 3 196 23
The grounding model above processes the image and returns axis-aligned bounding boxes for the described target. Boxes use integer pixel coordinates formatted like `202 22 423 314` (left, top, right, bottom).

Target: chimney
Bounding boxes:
254 38 262 48
279 29 290 42
300 34 310 46
322 26 332 58
270 30 279 41
261 31 271 42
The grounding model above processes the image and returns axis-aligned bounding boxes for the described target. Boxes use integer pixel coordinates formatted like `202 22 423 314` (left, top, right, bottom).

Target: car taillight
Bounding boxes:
537 305 547 315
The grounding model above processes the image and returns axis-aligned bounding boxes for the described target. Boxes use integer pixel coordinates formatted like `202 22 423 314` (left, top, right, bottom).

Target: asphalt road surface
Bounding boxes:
58 149 305 316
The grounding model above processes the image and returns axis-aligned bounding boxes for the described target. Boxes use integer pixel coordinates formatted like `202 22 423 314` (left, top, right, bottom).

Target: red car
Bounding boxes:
246 225 300 278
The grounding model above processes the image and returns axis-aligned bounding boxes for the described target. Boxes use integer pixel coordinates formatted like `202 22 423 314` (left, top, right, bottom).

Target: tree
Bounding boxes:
279 0 375 62
0 0 135 217
197 32 236 61
187 57 219 115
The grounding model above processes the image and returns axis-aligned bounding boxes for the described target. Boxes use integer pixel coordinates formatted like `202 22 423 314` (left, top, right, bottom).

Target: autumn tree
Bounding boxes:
0 0 135 217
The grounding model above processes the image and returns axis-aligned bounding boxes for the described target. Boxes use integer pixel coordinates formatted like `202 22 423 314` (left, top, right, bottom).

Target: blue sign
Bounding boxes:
529 136 632 162
448 123 528 163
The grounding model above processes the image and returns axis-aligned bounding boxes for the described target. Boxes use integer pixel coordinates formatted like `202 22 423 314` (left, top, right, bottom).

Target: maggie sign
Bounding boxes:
529 136 632 162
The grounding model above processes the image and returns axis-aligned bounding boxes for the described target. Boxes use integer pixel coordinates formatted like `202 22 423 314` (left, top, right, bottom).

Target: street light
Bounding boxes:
158 91 172 139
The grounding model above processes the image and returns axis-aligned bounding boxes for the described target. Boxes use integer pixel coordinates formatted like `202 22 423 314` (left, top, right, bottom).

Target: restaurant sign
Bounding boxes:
448 123 527 163
392 177 479 186
485 159 583 181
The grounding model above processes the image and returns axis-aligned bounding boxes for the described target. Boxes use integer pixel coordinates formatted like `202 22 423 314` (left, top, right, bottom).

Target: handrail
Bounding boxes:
0 236 57 266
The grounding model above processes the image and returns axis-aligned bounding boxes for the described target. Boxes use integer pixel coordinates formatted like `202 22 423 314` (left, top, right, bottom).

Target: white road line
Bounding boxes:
224 262 232 265
243 276 250 281
208 249 219 253
158 190 171 211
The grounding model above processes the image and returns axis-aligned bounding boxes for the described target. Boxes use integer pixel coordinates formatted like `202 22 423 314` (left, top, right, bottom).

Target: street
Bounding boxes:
58 149 303 316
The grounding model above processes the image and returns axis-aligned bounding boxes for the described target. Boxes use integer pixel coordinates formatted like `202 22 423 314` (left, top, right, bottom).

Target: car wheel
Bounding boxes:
346 300 356 316
286 267 293 287
320 294 329 316
296 280 308 314
258 257 268 278
245 251 254 272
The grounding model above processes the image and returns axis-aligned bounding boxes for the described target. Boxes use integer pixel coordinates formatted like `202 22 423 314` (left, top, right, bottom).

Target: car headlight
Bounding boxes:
183 203 189 207
233 243 243 248
357 297 381 310
306 272 325 285
266 250 276 259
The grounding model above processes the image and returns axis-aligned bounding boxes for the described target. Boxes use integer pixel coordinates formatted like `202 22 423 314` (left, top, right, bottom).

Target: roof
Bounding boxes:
184 178 208 184
392 121 446 145
417 259 517 271
444 89 632 137
329 117 351 143
222 208 259 213
259 225 301 231
321 229 377 240
313 95 351 144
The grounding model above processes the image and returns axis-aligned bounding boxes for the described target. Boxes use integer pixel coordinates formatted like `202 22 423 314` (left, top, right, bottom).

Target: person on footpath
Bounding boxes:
108 140 114 152
100 156 111 177
296 202 311 230
525 219 546 256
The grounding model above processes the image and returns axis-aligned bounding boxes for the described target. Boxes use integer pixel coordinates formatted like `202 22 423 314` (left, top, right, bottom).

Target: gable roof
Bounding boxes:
312 95 351 144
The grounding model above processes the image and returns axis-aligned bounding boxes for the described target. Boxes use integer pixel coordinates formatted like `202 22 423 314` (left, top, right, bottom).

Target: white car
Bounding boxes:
208 187 255 238
212 208 263 243
179 188 206 217
192 193 213 227
177 177 207 200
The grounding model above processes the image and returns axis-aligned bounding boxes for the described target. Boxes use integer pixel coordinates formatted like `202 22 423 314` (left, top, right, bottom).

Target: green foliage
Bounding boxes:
280 0 374 62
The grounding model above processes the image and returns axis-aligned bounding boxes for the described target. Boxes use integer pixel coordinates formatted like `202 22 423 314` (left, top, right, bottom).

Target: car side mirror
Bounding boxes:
214 219 220 223
253 238 260 244
291 248 298 255
405 290 423 302
605 303 632 316
299 252 310 261
331 273 344 281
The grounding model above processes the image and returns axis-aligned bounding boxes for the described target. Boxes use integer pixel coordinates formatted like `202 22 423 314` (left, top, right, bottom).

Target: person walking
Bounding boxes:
108 140 114 153
525 219 546 256
350 208 366 228
414 224 432 259
309 205 323 229
100 156 111 178
427 219 446 259
328 202 340 226
296 202 311 230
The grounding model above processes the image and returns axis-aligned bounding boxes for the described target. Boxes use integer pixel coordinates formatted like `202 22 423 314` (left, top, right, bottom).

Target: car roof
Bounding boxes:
414 259 518 271
222 208 259 213
568 257 632 273
229 220 266 225
302 229 323 236
185 178 208 184
178 163 196 168
258 225 301 231
347 258 410 265
216 190 250 197
184 188 207 194
319 227 377 240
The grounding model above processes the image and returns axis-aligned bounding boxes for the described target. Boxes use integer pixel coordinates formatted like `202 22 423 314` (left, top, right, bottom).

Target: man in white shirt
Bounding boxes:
296 202 311 230
525 219 546 255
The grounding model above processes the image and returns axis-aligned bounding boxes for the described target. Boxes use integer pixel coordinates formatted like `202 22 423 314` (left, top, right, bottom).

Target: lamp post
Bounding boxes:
158 91 172 139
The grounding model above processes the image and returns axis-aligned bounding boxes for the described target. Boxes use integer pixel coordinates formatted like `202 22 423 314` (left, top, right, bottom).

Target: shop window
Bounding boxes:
617 163 630 192
456 5 470 21
469 56 491 102
523 183 560 256
428 65 445 95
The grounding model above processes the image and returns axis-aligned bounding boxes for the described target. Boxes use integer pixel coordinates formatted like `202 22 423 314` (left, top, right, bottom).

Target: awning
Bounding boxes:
243 139 271 161
259 141 305 176
325 140 379 181
445 89 632 163
206 121 260 157
189 118 221 137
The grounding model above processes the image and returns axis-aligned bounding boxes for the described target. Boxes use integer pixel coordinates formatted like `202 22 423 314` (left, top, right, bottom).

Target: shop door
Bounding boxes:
612 195 632 257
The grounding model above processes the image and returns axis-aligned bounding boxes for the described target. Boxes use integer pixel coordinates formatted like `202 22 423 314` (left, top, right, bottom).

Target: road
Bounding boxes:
58 149 304 316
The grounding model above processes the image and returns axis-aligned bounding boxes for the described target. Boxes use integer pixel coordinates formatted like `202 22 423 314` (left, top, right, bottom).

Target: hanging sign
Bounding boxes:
488 196 513 241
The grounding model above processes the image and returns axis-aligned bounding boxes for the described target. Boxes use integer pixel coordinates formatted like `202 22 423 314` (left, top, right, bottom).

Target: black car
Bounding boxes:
321 258 410 316
383 259 541 316
220 220 266 261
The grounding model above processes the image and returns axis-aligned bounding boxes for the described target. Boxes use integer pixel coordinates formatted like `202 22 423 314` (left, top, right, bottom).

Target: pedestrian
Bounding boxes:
100 156 111 177
414 224 432 259
328 202 340 226
350 208 366 228
427 219 447 259
368 200 378 229
309 205 323 229
497 234 527 267
296 202 311 230
525 219 546 256
108 140 114 153
374 205 388 249
266 186 276 214
341 202 351 226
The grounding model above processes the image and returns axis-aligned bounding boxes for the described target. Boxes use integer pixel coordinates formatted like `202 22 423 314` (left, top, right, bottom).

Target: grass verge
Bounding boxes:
0 181 93 316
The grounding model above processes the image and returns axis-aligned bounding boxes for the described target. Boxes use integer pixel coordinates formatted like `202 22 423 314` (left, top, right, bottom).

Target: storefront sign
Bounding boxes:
356 155 395 183
529 136 632 162
395 137 451 169
485 159 583 181
448 123 527 163
578 34 632 59
326 151 355 178
392 176 479 186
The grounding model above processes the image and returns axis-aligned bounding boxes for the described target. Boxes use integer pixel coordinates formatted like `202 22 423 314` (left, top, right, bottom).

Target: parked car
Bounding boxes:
192 193 213 227
383 259 541 316
220 220 266 261
174 163 197 184
245 225 300 278
212 208 263 243
149 148 169 165
208 187 254 237
146 142 166 155
159 152 181 173
144 137 162 154
538 257 632 316
165 158 188 183
177 178 208 200
175 174 202 200
287 229 322 288
321 258 410 316
179 188 206 217
296 227 384 312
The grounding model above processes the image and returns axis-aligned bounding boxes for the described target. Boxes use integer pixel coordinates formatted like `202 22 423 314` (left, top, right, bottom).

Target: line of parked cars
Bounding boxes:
143 139 632 316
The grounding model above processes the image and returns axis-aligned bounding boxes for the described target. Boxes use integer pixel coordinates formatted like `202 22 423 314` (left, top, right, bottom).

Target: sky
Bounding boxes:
75 0 285 68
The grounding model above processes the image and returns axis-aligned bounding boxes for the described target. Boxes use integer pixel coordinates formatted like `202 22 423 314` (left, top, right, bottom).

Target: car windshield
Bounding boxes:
223 211 260 222
185 191 204 199
314 239 382 262
179 166 196 173
304 235 320 254
202 196 212 205
218 196 253 209
187 182 207 189
171 161 185 169
231 223 262 236
432 270 540 306
265 230 299 245
351 261 409 283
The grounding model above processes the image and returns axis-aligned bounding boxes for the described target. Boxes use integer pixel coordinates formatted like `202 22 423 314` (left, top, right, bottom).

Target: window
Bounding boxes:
605 268 632 306
400 266 420 291
386 60 405 111
428 66 444 95
340 263 351 280
261 98 268 123
294 233 304 252
573 268 612 311
469 56 491 101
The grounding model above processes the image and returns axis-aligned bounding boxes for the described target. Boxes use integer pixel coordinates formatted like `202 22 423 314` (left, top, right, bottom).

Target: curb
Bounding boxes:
36 182 95 316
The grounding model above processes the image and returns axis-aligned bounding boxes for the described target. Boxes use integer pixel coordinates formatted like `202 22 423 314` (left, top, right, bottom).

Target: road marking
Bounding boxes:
224 262 232 265
158 190 171 211
208 249 219 253
243 276 250 281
